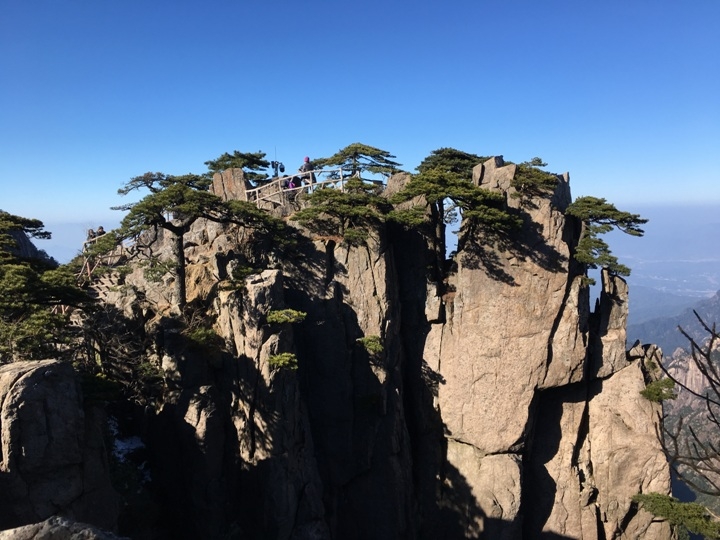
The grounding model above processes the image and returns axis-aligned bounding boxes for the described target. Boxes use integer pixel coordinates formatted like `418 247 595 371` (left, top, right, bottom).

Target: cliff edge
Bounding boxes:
2 159 672 539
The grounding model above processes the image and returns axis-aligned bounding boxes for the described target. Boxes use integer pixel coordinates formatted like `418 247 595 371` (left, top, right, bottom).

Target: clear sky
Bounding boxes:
1 0 719 262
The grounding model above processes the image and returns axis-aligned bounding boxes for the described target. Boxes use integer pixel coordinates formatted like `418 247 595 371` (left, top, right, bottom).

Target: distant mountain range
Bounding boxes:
602 204 720 355
627 285 702 327
627 290 720 355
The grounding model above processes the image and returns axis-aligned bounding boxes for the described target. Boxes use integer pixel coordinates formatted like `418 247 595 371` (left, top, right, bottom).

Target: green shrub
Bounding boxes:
232 265 261 281
183 326 224 353
267 309 307 325
633 493 720 539
640 378 677 402
219 265 262 292
357 335 383 355
268 352 298 371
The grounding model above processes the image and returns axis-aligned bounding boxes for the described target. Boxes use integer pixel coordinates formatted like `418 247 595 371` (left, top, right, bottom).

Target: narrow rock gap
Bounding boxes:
324 240 336 287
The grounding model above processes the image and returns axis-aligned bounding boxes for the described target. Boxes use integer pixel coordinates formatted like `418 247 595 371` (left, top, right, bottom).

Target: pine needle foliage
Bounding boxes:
204 150 270 185
0 212 51 264
566 196 647 281
266 309 307 325
357 335 383 355
291 177 390 246
510 158 560 199
389 168 520 233
113 171 286 308
416 148 488 177
314 143 401 178
633 493 720 539
641 378 677 402
268 352 298 371
81 230 122 261
183 326 224 355
0 212 90 362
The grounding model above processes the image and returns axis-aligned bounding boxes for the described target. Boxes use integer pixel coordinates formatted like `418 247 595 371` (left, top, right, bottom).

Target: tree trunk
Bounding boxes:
431 200 446 284
172 232 186 309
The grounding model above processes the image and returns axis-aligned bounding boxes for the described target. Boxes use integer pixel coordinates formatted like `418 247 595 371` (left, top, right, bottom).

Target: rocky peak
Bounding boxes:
1 159 673 538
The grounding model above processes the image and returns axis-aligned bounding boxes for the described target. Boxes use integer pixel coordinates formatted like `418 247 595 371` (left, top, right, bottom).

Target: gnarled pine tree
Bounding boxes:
566 196 647 283
113 172 284 309
314 142 401 179
0 211 89 362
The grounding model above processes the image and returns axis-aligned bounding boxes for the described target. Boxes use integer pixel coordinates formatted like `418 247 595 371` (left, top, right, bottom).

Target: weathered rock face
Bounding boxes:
431 158 582 457
210 167 249 202
410 158 670 538
72 161 672 539
279 233 414 540
0 361 119 532
0 516 128 540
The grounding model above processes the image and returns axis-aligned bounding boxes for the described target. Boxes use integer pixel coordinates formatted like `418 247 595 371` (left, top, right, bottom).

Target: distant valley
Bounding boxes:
597 203 720 350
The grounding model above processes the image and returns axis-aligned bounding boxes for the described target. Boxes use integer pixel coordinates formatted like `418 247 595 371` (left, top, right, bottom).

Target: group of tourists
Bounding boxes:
283 156 317 199
84 226 105 248
284 157 316 187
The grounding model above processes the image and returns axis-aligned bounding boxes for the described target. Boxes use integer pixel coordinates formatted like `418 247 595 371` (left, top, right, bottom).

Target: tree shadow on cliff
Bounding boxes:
148 334 308 539
457 207 570 285
115 312 253 540
277 230 351 298
522 383 592 540
428 456 487 538
80 299 296 539
420 434 579 540
281 230 418 539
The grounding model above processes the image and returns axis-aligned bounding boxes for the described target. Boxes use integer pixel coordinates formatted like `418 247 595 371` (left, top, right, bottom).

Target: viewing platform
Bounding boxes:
211 167 385 214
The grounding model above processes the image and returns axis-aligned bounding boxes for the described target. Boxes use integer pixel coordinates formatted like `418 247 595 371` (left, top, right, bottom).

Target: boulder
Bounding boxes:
0 516 128 540
0 361 119 531
210 168 248 201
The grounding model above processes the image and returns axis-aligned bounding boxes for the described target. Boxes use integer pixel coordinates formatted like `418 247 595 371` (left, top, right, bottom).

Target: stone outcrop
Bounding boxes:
0 516 128 540
18 160 672 539
0 361 119 532
400 158 671 538
210 167 249 202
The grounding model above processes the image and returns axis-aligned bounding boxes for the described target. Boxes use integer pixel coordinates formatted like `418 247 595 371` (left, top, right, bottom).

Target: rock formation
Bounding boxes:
0 160 673 539
0 516 128 540
0 361 119 532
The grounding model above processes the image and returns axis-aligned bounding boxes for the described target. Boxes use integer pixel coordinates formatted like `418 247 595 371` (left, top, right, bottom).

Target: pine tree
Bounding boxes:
633 493 720 539
566 196 647 282
510 157 560 201
0 211 88 362
114 172 284 309
314 143 401 179
204 150 271 185
291 177 389 245
391 148 520 230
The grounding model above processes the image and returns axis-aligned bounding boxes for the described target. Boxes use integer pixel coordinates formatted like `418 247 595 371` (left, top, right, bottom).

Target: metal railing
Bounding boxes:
55 168 386 312
245 168 384 207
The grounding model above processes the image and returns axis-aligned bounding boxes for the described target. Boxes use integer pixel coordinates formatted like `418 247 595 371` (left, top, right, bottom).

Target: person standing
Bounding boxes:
299 156 316 188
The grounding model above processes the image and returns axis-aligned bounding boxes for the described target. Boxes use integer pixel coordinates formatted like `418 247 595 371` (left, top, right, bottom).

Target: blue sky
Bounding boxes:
1 0 719 262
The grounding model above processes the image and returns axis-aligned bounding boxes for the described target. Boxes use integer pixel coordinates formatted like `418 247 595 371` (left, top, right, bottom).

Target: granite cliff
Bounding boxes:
0 158 673 539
